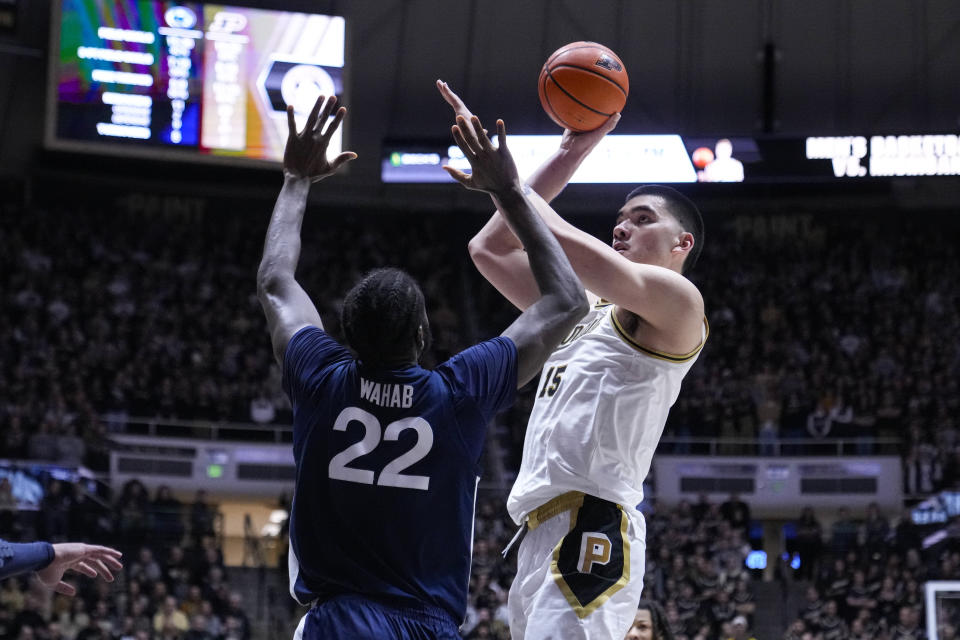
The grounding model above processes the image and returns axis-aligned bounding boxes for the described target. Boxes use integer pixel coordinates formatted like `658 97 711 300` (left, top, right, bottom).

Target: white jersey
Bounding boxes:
507 301 706 524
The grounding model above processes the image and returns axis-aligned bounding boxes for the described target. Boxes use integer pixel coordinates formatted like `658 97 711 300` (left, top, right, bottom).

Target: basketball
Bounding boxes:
538 41 629 132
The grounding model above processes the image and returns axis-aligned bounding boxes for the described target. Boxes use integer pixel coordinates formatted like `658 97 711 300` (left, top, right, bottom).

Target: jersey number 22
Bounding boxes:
328 407 433 490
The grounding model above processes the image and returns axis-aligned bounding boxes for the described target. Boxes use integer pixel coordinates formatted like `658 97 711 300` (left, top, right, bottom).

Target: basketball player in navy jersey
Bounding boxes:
439 82 706 639
257 94 587 639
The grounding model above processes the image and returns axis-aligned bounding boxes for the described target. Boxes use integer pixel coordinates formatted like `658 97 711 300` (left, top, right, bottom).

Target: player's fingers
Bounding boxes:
84 557 114 581
496 119 508 152
451 124 476 158
442 165 471 186
305 95 325 132
286 105 297 137
455 117 484 154
471 117 493 151
86 545 123 559
436 79 451 102
315 96 338 132
90 551 124 572
53 581 76 597
598 112 621 135
330 152 358 171
437 80 462 108
73 561 98 578
322 106 347 139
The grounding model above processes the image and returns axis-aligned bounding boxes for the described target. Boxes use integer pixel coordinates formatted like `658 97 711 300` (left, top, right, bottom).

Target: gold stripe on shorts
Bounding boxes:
526 491 585 530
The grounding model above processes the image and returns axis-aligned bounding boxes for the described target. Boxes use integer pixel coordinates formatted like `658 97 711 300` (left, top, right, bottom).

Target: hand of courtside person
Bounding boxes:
443 116 520 195
37 543 123 596
283 95 357 183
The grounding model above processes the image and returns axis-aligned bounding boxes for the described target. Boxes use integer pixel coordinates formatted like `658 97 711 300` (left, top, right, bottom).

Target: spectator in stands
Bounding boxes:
184 613 216 640
720 494 751 536
189 490 216 545
891 604 923 640
27 422 58 461
815 599 847 639
129 547 162 584
40 480 72 542
625 599 674 640
725 615 757 640
862 501 891 557
829 507 858 557
798 585 824 630
794 506 824 580
115 480 149 552
153 595 188 636
150 485 184 548
222 591 251 640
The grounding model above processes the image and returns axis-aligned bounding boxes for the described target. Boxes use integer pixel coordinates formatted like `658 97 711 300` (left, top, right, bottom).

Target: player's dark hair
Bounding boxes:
636 599 674 640
625 185 704 274
341 268 431 367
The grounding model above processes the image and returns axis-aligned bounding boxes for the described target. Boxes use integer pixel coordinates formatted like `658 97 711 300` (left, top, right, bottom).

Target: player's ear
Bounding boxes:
417 325 425 353
674 231 694 254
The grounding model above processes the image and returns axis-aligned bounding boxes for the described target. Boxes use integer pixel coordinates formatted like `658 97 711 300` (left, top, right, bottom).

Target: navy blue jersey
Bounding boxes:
283 327 517 625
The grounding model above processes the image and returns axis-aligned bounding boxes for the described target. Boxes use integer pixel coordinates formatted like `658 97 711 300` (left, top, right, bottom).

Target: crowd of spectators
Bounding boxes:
672 213 960 494
0 477 253 640
780 499 960 640
4 203 958 496
2 198 960 638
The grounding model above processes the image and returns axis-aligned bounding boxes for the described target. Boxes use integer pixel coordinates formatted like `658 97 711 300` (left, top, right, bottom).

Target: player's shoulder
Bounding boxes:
441 336 517 367
434 337 518 396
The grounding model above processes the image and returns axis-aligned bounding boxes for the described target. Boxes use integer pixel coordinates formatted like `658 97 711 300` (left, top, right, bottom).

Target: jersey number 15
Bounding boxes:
328 407 433 490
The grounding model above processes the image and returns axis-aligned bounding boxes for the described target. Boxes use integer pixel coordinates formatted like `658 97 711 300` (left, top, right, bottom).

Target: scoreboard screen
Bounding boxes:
46 0 346 166
383 133 960 184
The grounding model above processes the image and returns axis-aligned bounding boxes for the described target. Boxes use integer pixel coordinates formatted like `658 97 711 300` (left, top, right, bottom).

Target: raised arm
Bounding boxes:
438 80 615 310
257 95 357 365
444 115 588 387
438 82 701 346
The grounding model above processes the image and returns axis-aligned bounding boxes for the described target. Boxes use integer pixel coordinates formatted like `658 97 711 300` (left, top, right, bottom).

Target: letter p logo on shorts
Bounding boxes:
578 532 611 573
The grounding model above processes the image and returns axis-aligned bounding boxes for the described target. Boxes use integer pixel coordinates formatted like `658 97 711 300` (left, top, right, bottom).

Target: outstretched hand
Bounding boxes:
37 543 123 596
283 95 357 182
443 116 520 195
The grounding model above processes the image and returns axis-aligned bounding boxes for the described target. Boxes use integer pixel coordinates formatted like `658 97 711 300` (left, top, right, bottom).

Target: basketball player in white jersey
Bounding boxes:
438 81 707 639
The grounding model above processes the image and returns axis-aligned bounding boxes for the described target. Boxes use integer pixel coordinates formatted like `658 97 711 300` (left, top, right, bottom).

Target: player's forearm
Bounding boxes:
472 145 587 252
490 185 584 307
525 147 588 203
257 176 311 290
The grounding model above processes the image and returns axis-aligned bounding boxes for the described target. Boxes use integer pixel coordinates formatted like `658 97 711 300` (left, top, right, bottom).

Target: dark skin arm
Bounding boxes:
257 95 357 365
444 114 588 387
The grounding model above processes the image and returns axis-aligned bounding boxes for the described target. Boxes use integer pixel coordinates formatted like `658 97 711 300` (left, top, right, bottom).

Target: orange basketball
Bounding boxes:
538 41 629 132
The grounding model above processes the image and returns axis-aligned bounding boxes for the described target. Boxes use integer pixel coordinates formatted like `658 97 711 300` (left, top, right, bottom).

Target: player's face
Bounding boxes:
625 609 654 640
613 195 686 268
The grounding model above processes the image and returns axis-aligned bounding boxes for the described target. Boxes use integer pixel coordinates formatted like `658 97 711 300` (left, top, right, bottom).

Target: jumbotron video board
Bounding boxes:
46 1 346 165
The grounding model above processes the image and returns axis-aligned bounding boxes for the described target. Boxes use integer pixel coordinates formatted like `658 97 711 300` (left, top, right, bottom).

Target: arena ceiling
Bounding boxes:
1 0 959 209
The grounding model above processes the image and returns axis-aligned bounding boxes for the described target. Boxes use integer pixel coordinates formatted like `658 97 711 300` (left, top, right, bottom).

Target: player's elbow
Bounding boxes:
550 288 589 326
467 233 494 266
256 267 288 301
565 289 590 321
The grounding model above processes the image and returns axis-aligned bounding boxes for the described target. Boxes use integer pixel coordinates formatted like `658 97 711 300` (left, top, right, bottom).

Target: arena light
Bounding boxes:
744 550 766 570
